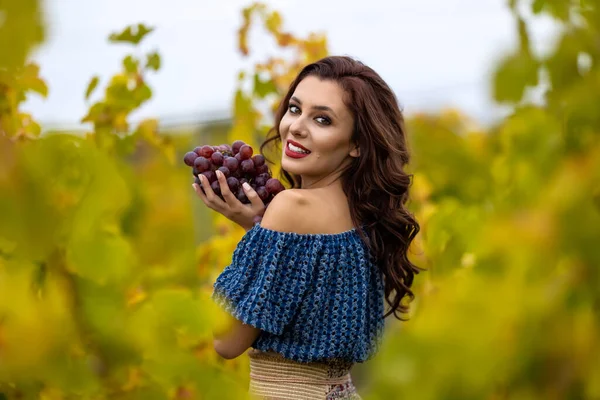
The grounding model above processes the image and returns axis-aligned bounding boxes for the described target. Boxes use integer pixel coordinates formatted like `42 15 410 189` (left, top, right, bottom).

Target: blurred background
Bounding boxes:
1 0 599 399
24 0 559 129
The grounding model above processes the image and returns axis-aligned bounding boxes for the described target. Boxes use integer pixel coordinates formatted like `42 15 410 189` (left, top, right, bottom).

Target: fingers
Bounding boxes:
194 174 227 211
216 170 237 205
192 182 208 203
193 172 266 224
242 182 265 215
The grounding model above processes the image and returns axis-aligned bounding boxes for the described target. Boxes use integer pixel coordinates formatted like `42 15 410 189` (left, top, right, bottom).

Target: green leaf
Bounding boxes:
544 0 571 21
84 75 100 100
133 82 153 105
253 74 277 98
108 23 154 45
19 63 48 97
25 76 48 98
145 51 161 71
492 50 539 103
517 17 530 52
67 231 135 285
545 33 581 92
532 0 545 14
123 55 139 74
152 289 211 339
0 0 45 70
80 102 106 124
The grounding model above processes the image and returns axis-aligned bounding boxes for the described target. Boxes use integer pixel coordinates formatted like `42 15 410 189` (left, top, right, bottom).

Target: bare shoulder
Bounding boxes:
260 189 353 234
259 189 311 233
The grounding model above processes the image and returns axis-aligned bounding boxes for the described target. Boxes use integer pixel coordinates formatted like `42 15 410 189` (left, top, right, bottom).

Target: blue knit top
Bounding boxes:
211 223 385 364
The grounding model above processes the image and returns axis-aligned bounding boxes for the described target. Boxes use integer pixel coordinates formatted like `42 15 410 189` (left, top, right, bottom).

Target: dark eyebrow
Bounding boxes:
290 96 338 118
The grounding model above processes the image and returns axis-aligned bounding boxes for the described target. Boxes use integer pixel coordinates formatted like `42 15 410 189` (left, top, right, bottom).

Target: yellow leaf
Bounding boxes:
265 11 282 34
126 286 147 308
113 112 129 133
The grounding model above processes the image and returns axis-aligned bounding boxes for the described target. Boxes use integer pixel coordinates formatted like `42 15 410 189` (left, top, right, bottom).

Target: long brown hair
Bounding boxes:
260 56 422 320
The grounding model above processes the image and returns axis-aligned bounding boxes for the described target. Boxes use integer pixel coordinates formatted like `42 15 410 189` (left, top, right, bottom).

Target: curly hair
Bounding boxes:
260 56 422 320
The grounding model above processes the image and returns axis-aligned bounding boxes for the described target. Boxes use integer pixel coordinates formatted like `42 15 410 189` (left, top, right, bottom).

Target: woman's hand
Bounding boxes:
192 170 265 231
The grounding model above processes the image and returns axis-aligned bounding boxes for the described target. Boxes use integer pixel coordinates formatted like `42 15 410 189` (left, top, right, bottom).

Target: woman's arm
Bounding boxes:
213 319 261 360
212 189 305 359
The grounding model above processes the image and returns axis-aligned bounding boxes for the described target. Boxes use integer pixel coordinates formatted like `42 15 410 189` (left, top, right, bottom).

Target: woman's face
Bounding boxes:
279 76 359 188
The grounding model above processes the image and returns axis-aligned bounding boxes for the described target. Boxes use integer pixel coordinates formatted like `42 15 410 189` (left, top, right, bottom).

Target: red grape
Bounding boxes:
236 187 249 203
194 175 201 185
193 156 211 173
240 159 255 175
223 156 239 173
211 180 222 196
184 151 199 166
217 166 230 178
227 177 240 192
256 186 269 201
255 164 269 175
211 152 224 166
199 145 214 158
201 170 217 184
254 176 267 187
232 140 245 155
265 178 285 195
252 154 265 167
239 145 253 160
186 141 285 204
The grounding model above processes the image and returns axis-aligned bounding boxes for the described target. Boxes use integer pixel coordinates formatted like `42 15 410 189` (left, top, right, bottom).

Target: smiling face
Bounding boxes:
279 76 359 188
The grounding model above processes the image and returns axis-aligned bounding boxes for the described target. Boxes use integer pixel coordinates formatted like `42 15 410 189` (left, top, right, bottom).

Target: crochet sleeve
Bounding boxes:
211 224 323 335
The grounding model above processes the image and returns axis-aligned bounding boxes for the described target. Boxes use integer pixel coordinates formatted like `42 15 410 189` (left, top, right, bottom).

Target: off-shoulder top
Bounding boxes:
211 223 385 364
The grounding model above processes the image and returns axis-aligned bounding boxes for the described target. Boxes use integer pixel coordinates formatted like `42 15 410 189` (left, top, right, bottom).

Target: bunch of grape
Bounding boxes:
184 140 285 205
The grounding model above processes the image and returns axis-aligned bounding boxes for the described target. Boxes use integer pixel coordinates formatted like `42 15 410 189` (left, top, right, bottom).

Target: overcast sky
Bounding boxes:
22 0 560 130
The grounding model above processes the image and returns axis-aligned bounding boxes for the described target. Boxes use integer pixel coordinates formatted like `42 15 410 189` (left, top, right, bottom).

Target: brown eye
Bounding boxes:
315 116 331 125
288 105 300 114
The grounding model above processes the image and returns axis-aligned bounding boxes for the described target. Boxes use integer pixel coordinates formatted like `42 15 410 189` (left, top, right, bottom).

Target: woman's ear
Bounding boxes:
349 144 360 158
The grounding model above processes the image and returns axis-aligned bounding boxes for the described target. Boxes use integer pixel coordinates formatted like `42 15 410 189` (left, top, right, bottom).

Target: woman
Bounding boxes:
193 56 420 399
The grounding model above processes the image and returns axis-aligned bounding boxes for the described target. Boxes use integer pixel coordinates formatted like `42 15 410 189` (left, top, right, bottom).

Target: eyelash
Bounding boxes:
288 104 331 126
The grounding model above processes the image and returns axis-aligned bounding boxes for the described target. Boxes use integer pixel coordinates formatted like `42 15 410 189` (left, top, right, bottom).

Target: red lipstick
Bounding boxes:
285 140 311 159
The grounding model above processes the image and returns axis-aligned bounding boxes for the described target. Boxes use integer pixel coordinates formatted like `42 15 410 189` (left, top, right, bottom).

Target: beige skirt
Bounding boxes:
247 349 362 400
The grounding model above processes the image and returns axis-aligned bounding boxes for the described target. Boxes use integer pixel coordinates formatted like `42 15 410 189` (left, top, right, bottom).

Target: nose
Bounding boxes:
288 115 308 138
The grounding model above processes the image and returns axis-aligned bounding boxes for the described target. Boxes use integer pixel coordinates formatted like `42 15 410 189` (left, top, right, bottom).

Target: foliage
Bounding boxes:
80 24 170 160
0 2 326 399
365 1 600 399
0 0 44 71
0 0 46 140
1 0 599 399
229 2 328 170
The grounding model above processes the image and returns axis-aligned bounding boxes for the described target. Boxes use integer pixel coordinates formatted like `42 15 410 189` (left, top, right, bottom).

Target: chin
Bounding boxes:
281 158 295 173
281 158 303 176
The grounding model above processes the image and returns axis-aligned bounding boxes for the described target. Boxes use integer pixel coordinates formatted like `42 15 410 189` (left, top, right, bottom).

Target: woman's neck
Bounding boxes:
300 173 343 190
299 158 351 190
